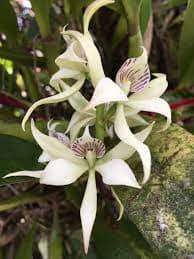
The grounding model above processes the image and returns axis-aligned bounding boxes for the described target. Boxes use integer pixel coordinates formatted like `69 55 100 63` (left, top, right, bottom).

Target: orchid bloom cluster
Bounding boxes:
4 0 171 254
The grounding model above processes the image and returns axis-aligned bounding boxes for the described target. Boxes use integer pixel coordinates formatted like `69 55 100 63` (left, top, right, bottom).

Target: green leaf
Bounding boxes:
93 217 155 259
0 120 46 142
0 134 43 185
49 212 63 259
21 66 41 102
30 0 53 38
140 0 152 35
178 0 194 87
0 192 46 212
0 47 45 67
0 0 18 44
15 224 36 259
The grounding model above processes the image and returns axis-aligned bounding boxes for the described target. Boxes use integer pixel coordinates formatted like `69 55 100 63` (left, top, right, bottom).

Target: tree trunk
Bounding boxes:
117 123 194 257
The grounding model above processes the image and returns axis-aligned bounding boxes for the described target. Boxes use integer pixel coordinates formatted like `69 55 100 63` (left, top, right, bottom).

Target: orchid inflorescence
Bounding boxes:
4 0 171 254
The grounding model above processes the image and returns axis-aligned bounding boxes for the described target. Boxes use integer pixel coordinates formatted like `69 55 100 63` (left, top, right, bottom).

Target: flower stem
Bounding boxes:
95 104 105 141
120 0 143 57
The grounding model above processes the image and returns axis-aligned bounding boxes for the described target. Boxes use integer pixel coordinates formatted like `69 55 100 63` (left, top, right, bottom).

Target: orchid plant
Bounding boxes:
3 0 171 254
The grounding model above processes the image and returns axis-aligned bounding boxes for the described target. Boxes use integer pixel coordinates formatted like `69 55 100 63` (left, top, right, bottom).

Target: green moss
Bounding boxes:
116 124 194 257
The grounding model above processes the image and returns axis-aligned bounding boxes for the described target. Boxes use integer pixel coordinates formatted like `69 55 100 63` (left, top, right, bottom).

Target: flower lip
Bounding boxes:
71 137 106 158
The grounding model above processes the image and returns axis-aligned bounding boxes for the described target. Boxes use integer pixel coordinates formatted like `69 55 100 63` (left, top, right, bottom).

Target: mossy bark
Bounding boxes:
116 123 194 257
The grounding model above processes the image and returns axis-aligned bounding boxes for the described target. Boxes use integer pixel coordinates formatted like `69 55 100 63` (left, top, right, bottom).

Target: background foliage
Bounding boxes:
0 0 194 257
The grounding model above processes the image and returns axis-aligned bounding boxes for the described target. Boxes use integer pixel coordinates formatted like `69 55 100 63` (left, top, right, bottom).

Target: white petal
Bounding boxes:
83 0 114 36
31 120 85 165
38 151 53 163
116 47 150 92
114 104 151 184
4 170 43 179
59 80 93 111
127 98 171 130
80 169 97 254
102 122 154 161
128 74 168 101
55 41 86 71
22 77 85 130
40 159 88 185
62 30 105 86
96 159 140 188
85 77 128 110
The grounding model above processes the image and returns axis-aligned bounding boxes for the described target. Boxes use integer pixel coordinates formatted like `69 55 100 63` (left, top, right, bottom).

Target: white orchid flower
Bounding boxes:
85 47 172 184
4 120 154 254
21 0 113 131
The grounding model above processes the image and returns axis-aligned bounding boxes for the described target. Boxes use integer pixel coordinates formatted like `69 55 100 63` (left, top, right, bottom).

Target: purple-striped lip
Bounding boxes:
71 138 106 158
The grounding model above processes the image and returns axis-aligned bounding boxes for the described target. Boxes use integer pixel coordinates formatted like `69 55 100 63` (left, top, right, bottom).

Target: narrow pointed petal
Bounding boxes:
40 159 88 185
111 187 124 221
49 68 81 89
116 47 150 92
128 98 171 130
31 120 85 165
114 104 151 184
59 80 93 111
129 74 168 101
4 170 43 179
62 30 105 86
22 77 85 130
80 169 97 254
96 159 140 188
85 77 128 110
83 0 114 36
102 122 154 162
38 151 53 163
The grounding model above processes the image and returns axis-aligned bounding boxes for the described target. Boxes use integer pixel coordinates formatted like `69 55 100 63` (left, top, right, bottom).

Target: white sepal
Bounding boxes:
4 170 43 179
96 159 141 188
127 98 171 130
111 187 124 221
83 0 114 36
128 74 168 101
102 122 154 162
114 104 151 184
80 169 97 254
31 120 85 165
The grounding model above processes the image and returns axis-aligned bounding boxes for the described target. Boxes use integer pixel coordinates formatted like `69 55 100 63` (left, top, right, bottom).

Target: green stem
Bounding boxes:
120 0 143 57
95 104 105 141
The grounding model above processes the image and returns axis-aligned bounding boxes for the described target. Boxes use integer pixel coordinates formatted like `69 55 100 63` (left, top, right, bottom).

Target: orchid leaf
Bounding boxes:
0 0 18 44
30 0 53 38
49 212 63 259
0 134 43 185
93 217 155 258
178 0 194 87
140 0 152 35
15 224 36 259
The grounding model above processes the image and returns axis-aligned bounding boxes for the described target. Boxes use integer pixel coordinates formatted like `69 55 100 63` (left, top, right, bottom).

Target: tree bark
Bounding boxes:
117 123 194 257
